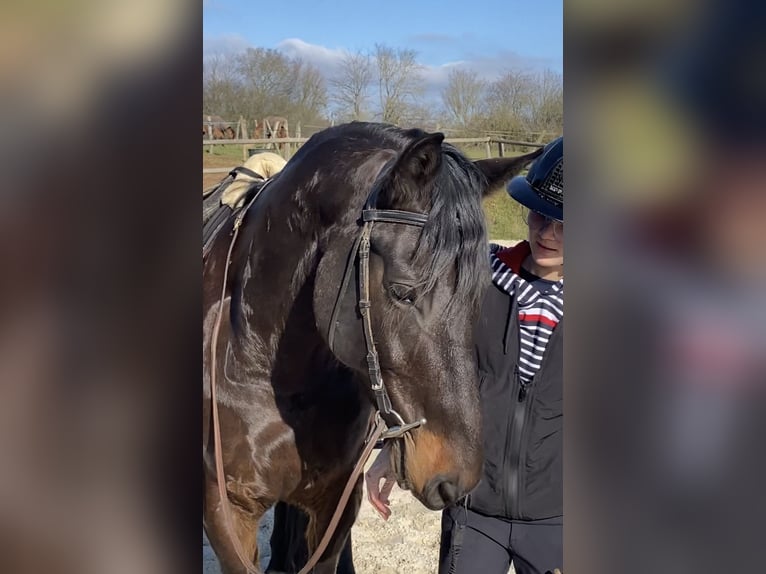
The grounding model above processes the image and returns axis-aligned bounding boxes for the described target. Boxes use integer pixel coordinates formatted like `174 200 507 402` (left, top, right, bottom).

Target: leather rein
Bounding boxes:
206 168 427 573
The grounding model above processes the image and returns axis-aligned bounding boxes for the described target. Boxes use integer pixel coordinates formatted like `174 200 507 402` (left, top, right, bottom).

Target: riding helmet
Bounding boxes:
507 136 563 222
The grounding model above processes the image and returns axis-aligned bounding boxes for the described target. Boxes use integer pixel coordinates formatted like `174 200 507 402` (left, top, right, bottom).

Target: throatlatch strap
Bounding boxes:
327 232 364 352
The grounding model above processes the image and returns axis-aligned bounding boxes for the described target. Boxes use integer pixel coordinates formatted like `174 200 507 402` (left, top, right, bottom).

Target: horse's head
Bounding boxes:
314 125 542 510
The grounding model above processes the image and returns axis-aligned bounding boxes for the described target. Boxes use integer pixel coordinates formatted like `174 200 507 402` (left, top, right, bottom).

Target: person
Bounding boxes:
366 137 564 574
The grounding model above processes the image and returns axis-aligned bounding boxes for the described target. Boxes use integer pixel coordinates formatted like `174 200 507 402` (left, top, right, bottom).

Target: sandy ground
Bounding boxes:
204 451 515 574
349 453 442 574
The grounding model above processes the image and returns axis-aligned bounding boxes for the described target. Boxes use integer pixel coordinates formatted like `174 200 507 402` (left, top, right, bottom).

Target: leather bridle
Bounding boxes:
327 180 429 439
206 162 430 574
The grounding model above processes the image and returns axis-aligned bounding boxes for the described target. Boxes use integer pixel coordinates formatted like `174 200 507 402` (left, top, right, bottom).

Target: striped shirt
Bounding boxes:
489 242 563 385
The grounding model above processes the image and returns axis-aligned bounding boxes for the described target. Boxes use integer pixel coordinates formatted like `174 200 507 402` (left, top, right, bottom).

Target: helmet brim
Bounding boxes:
507 176 563 222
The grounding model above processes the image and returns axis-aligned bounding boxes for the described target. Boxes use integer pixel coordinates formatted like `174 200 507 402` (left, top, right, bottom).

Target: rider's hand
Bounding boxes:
365 445 396 521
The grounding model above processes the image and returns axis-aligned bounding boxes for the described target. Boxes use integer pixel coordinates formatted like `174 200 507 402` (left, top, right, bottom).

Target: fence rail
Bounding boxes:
202 136 544 147
202 136 545 164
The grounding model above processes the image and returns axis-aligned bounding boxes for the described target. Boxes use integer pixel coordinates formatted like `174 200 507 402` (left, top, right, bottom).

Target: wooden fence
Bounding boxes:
202 137 545 173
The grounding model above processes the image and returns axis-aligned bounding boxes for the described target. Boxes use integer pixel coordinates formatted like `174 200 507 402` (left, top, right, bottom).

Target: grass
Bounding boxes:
483 191 526 241
202 143 528 240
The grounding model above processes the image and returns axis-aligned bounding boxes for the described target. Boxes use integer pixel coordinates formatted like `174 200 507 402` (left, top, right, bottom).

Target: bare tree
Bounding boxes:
203 54 242 118
373 44 424 125
234 48 295 118
528 69 563 134
329 51 373 121
203 43 562 138
441 69 486 130
202 47 328 127
481 70 536 134
288 59 328 125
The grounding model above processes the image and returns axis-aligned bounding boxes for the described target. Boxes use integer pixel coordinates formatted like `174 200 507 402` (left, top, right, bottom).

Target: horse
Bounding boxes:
203 121 541 574
204 114 236 139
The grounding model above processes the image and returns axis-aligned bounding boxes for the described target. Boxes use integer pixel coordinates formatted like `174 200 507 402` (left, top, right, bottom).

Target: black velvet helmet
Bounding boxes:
507 136 563 222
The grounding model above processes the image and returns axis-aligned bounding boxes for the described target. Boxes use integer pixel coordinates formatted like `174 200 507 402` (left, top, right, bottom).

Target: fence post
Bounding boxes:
206 116 213 154
497 141 505 157
485 138 492 158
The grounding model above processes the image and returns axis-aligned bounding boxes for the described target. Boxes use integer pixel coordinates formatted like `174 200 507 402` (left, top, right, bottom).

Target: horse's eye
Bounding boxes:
389 284 416 305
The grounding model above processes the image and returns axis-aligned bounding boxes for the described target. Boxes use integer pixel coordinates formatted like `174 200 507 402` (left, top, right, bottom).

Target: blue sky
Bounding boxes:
203 0 562 84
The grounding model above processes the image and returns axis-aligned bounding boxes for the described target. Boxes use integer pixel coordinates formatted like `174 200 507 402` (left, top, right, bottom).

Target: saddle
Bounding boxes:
202 152 287 260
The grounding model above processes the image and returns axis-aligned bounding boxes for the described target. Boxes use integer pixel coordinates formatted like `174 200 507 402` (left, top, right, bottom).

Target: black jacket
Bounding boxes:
466 281 563 520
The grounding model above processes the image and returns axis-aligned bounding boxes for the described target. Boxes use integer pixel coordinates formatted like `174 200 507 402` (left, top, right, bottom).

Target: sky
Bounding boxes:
203 0 563 92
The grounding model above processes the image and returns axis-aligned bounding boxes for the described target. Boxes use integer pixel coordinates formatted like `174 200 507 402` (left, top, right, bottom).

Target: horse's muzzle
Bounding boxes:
422 474 462 510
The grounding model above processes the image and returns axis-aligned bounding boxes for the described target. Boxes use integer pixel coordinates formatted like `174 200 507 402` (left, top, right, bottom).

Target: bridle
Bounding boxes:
206 160 430 574
327 163 428 439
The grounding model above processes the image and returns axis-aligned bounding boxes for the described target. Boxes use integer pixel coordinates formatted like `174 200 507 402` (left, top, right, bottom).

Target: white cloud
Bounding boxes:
276 38 349 77
203 33 250 57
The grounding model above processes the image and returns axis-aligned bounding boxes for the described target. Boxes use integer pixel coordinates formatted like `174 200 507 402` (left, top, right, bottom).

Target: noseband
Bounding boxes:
327 163 428 440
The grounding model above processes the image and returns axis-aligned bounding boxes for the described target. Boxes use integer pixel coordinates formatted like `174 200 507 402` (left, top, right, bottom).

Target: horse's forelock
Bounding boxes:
411 145 489 310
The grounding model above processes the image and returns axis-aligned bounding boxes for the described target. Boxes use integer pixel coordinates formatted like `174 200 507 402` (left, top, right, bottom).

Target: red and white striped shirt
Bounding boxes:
489 242 564 384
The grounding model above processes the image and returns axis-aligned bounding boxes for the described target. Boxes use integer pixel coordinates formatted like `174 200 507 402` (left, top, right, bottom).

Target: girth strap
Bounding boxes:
228 165 264 180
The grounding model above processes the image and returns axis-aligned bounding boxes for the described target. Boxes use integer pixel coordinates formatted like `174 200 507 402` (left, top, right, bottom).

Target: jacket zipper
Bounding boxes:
505 292 526 518
499 299 518 517
505 365 529 517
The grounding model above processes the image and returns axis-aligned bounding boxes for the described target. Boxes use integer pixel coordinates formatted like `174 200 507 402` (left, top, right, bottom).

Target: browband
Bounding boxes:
361 209 428 226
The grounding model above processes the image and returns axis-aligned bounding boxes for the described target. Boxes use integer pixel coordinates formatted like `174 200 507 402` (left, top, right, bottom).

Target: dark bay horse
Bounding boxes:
203 122 541 574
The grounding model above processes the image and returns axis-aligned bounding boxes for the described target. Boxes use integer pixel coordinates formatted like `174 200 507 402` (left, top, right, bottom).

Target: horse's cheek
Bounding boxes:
313 250 364 370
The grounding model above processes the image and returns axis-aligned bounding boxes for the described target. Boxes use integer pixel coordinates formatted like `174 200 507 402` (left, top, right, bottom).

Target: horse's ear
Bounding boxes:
474 148 544 197
380 133 445 206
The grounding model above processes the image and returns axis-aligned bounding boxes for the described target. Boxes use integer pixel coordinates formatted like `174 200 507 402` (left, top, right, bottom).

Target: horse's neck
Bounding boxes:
230 199 325 377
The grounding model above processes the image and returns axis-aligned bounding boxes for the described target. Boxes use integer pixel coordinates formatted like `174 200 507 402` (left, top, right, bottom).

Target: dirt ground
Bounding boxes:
203 155 239 190
349 453 442 574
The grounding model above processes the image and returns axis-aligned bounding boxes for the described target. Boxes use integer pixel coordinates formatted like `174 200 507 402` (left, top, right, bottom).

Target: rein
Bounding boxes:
207 181 270 574
296 413 386 574
206 166 429 573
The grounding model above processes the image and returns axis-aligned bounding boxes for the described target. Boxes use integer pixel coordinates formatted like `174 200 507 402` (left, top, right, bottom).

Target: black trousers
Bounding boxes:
439 504 562 574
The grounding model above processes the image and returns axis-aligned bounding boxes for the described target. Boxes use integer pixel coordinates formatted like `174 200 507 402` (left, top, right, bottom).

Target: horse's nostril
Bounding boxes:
423 475 461 510
438 479 458 505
